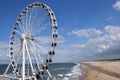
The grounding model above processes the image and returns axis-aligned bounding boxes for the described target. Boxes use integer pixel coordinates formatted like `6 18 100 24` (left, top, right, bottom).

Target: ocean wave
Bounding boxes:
57 63 82 80
62 77 69 80
54 67 65 70
57 74 64 77
70 64 82 78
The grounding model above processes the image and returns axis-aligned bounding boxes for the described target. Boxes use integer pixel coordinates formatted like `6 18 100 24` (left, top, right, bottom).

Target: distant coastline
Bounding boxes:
95 58 120 61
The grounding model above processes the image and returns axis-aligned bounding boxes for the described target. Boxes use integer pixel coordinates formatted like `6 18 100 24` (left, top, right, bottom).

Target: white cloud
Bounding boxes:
113 0 120 11
53 49 71 62
105 16 113 21
105 25 120 34
105 16 120 23
57 35 65 44
69 25 120 61
0 41 9 61
68 28 102 38
35 36 51 45
0 41 8 49
61 27 64 31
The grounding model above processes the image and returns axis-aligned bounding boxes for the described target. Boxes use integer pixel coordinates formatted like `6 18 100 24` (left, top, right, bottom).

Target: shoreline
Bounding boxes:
80 61 120 80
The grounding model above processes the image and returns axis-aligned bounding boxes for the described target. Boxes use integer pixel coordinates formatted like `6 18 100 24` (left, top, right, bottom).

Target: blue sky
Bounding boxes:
0 0 120 63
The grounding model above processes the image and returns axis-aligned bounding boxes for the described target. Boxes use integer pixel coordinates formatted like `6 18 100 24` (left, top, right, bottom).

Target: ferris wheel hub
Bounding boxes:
21 34 26 40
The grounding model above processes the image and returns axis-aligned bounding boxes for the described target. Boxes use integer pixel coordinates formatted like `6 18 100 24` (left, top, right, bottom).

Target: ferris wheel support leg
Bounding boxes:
25 39 34 75
30 41 41 69
4 62 11 75
22 39 25 80
47 70 52 78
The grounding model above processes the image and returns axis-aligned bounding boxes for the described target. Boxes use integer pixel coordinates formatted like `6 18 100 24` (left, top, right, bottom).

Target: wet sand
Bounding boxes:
81 61 120 80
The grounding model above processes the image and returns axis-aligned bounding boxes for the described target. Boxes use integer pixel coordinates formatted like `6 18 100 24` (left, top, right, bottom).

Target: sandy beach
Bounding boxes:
81 61 120 80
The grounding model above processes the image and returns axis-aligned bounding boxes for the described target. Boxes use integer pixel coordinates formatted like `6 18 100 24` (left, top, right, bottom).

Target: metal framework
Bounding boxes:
1 2 58 80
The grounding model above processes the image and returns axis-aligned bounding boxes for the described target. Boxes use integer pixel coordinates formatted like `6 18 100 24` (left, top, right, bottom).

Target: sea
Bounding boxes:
0 63 85 80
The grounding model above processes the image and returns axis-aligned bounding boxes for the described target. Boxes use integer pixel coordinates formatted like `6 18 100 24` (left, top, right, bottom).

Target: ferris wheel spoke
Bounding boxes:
34 36 51 44
27 40 41 70
19 14 28 34
24 13 28 34
22 18 27 34
29 45 41 70
28 8 40 35
34 42 48 54
31 9 48 35
28 8 34 35
26 8 37 35
36 10 47 27
19 21 26 34
14 41 21 47
34 35 51 38
16 46 22 65
34 51 44 66
14 44 21 54
25 10 31 34
14 29 22 35
32 42 46 62
30 40 44 64
34 21 51 36
38 9 48 26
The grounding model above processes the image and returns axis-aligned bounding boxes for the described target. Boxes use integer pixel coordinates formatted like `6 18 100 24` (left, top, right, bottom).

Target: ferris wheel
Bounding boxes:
4 2 58 80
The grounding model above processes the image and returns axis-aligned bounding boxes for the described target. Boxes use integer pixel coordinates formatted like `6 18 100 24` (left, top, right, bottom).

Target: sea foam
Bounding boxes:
57 63 82 80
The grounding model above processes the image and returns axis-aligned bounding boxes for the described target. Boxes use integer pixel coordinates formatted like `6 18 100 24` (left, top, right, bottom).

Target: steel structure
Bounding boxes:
1 2 58 80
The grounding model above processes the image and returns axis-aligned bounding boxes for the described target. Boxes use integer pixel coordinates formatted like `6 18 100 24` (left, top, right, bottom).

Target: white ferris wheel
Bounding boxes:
3 2 58 80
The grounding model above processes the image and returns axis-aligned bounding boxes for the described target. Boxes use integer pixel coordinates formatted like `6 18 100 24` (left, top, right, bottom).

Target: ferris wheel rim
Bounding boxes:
9 2 58 78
